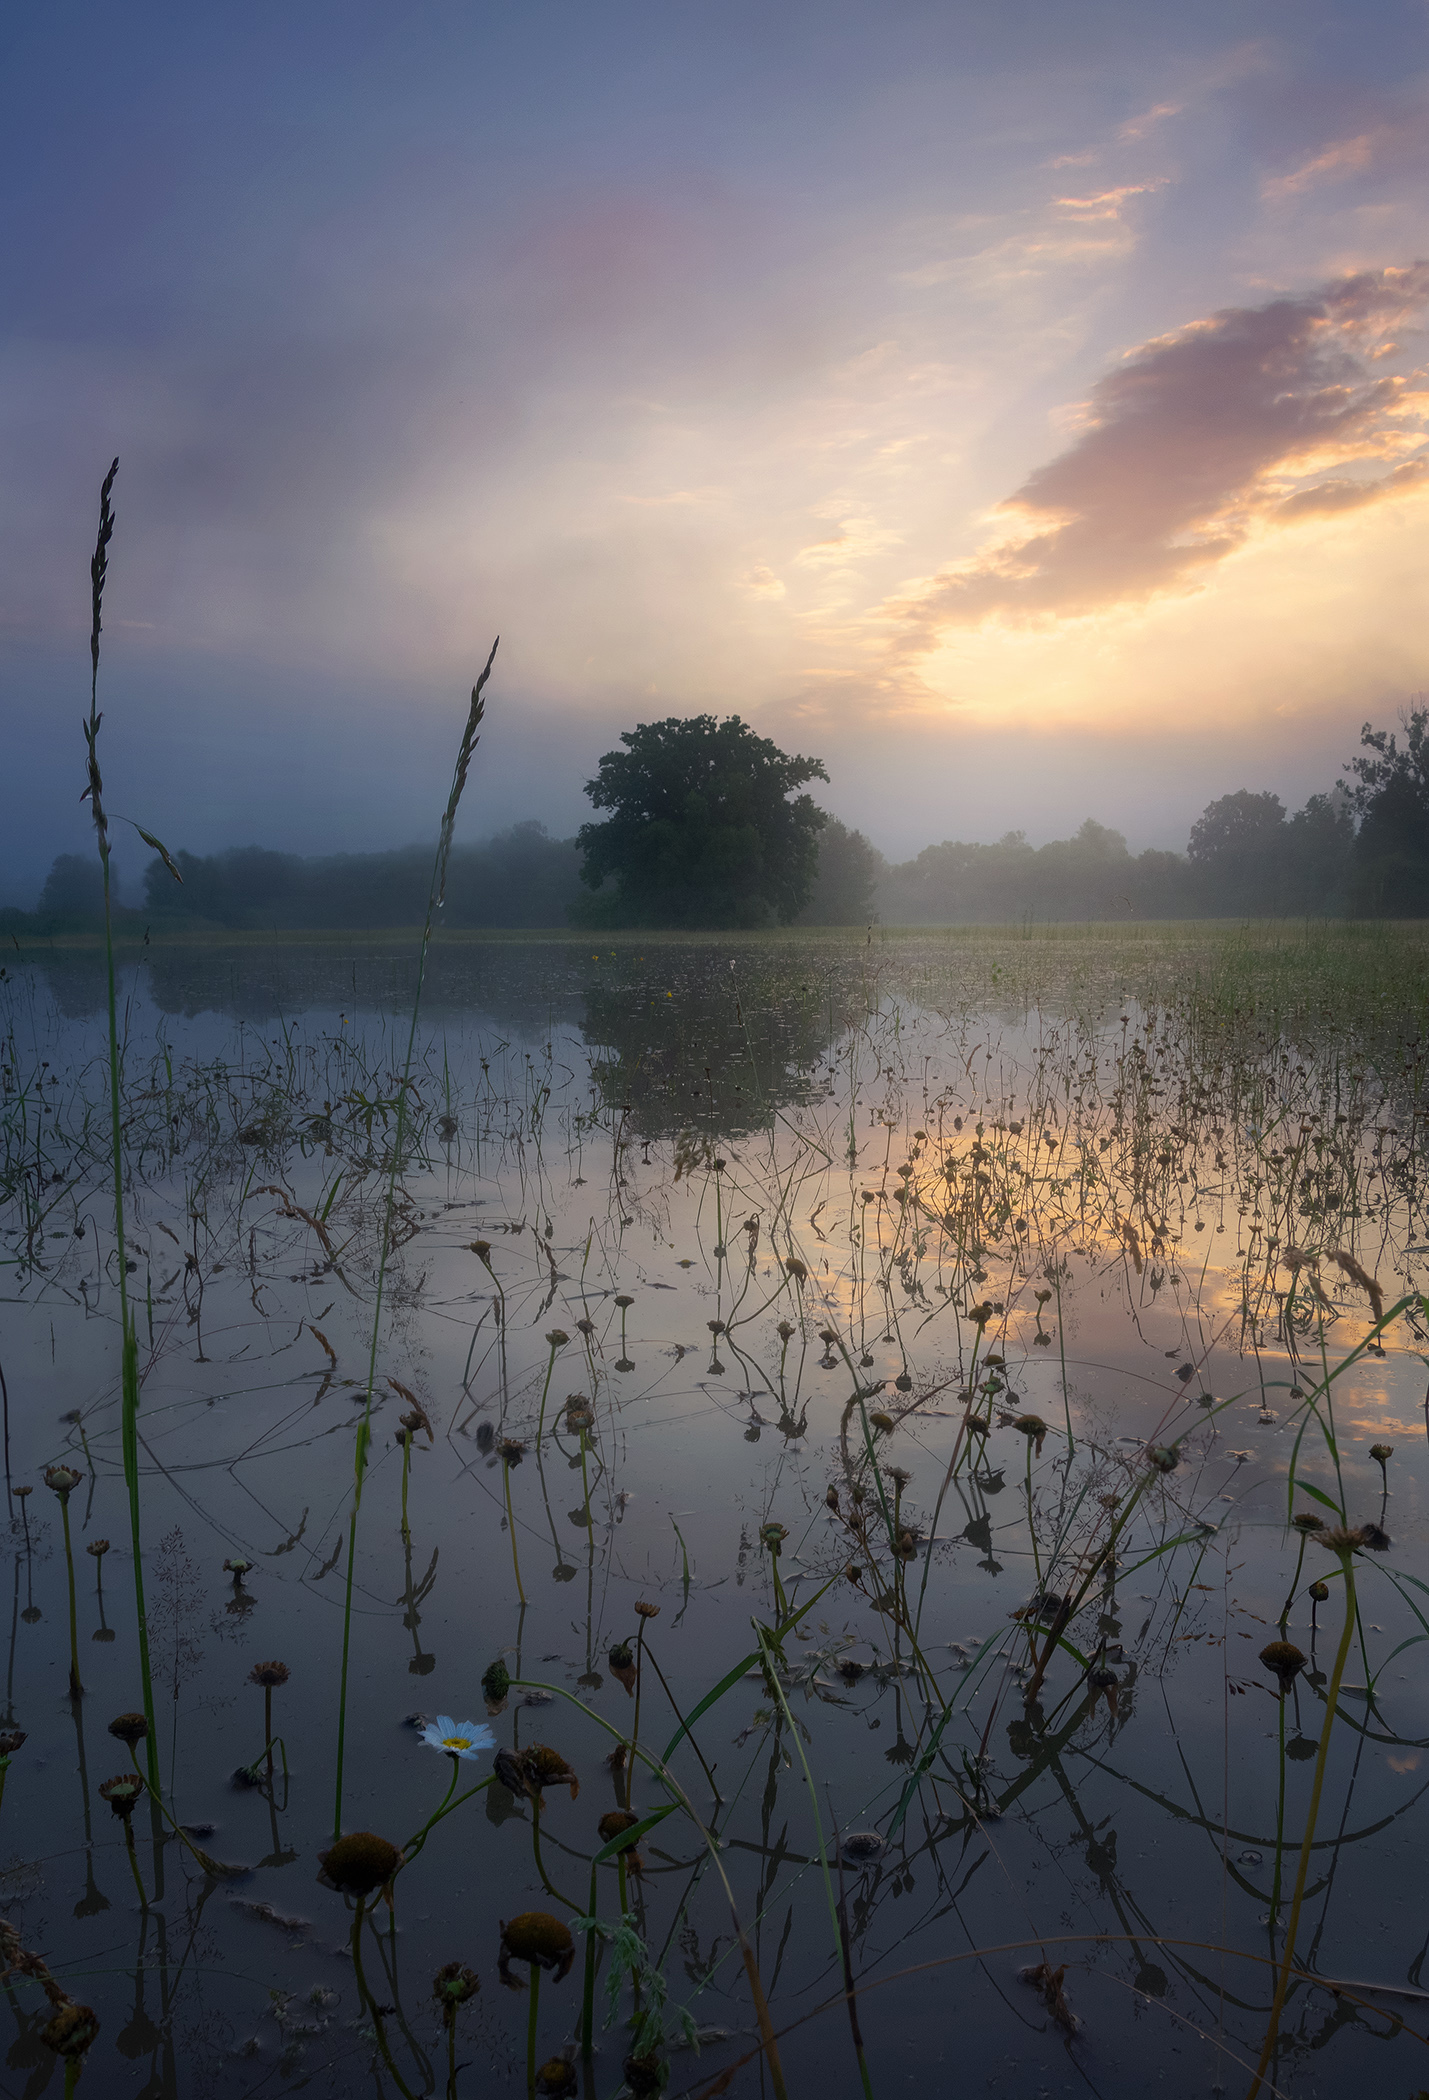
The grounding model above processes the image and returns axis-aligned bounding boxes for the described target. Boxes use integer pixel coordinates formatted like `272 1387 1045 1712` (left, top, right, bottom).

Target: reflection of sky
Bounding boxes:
3 2 1428 898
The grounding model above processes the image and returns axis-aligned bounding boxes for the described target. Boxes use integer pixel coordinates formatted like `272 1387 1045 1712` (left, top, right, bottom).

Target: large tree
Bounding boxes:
574 715 829 927
1345 703 1429 914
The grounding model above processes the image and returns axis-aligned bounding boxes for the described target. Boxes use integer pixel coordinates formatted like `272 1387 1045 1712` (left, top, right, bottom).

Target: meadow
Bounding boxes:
2 911 1427 2098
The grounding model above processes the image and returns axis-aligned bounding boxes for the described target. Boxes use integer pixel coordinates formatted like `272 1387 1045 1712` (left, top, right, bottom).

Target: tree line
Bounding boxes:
8 704 1428 933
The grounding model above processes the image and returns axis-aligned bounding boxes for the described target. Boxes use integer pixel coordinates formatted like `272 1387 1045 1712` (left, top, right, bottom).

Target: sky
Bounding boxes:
3 0 1428 902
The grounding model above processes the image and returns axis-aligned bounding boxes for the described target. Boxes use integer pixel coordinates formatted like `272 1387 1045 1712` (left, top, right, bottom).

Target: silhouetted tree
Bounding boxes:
574 715 828 928
37 854 108 926
1186 790 1287 911
1345 703 1429 914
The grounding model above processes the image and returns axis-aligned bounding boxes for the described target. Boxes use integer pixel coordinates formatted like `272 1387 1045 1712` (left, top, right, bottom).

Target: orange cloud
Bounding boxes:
876 265 1429 651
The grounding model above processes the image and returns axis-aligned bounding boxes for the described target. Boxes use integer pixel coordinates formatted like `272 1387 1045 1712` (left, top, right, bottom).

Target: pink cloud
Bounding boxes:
879 265 1429 645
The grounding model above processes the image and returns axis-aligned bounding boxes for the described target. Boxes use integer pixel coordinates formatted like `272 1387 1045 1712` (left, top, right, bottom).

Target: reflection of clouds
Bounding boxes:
876 264 1429 649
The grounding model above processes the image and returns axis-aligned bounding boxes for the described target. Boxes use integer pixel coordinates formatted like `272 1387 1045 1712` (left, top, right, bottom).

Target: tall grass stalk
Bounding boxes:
84 461 161 1790
332 639 498 1836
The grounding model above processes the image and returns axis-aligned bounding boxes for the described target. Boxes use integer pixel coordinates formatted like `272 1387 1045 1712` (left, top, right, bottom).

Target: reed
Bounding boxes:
331 639 498 1836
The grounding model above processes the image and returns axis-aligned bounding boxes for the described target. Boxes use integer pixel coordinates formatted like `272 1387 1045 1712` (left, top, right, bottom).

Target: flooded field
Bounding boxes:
2 925 1428 2099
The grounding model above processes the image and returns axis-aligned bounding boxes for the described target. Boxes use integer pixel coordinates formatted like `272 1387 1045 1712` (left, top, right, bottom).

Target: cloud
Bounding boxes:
877 264 1429 648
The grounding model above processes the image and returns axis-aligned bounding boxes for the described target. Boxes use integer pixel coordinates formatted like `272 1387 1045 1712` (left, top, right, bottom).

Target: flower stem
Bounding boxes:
1246 1552 1358 2099
123 1820 148 1908
526 1962 540 2099
58 1495 82 1700
503 1457 526 1605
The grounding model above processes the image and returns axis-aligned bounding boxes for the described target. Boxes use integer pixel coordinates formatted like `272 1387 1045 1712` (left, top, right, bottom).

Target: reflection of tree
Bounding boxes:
581 956 846 1139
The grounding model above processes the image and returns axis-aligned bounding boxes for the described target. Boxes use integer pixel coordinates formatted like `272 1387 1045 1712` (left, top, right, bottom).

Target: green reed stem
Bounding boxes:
333 644 497 1838
1246 1549 1358 2100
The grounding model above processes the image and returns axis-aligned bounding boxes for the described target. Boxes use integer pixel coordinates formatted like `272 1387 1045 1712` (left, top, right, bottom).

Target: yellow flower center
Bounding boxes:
442 1735 472 1750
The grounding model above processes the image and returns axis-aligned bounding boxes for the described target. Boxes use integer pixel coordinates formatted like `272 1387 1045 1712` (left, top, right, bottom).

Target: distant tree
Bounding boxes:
574 715 829 928
1345 703 1429 914
1285 791 1354 914
38 854 107 925
1186 790 1287 911
798 819 885 924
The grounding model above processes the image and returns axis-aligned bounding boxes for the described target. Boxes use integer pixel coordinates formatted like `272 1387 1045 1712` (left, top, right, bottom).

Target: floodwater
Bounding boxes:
2 933 1426 2099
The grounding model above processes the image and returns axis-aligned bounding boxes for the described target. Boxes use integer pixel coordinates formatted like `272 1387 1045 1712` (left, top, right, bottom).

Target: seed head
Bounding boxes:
317 1831 403 1896
108 1711 149 1748
1315 1525 1366 1556
1259 1640 1307 1692
433 1961 480 2010
1308 1580 1330 1602
634 1599 660 1619
776 1320 794 1341
223 1557 252 1578
42 1465 81 1496
614 1295 634 1309
1369 1443 1393 1463
545 1330 570 1348
41 2003 99 2060
0 1729 25 1757
499 1911 575 1983
248 1660 290 1689
784 1256 807 1282
1290 1513 1324 1534
86 1540 109 1560
537 2057 579 2096
98 1774 144 1819
575 1318 594 1336
597 1809 640 1846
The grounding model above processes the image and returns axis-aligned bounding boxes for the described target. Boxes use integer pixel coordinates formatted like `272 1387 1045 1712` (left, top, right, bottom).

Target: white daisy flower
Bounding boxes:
418 1716 495 1761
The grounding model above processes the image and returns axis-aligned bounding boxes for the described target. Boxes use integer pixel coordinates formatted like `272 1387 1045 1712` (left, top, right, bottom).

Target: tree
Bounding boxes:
1187 790 1287 911
574 715 829 928
1345 703 1429 915
798 819 885 924
38 854 107 925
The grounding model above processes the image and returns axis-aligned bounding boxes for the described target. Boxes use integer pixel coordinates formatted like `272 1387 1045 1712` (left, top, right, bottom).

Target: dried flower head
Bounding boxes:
597 1808 640 1847
536 2056 579 2096
498 1911 575 1985
248 1660 290 1689
1360 1520 1391 1550
0 1729 25 1758
776 1320 794 1341
1369 1443 1394 1463
497 1438 526 1467
432 1961 480 2012
759 1523 788 1553
42 1465 82 1496
1013 1414 1049 1454
107 1711 149 1748
784 1256 807 1281
1145 1445 1179 1474
575 1318 594 1336
1315 1525 1367 1556
1308 1580 1330 1601
634 1599 660 1620
1290 1512 1325 1534
41 2002 99 2060
223 1557 252 1579
12 1485 31 1500
1259 1640 1307 1693
564 1397 594 1432
614 1295 634 1310
98 1773 144 1819
86 1539 110 1560
545 1330 570 1348
317 1831 403 1897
